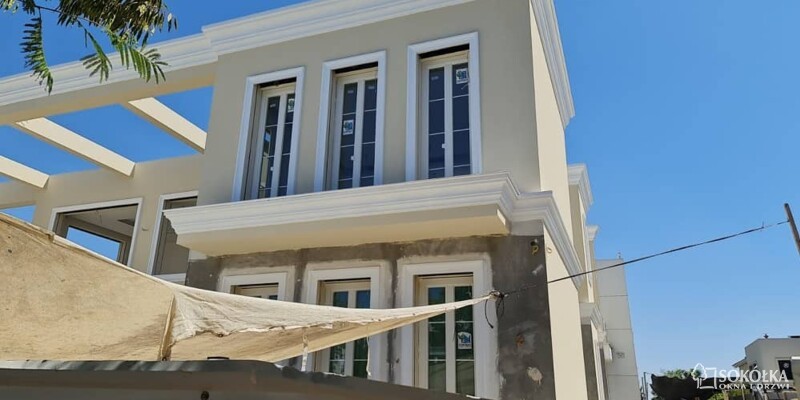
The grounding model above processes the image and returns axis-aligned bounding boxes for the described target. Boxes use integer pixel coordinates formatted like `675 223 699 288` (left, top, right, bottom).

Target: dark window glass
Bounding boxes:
428 100 445 134
453 96 470 131
364 79 378 110
428 133 445 173
428 286 447 391
338 179 353 189
339 145 354 180
453 166 471 176
360 143 375 182
362 110 377 143
343 83 358 114
429 68 445 100
453 131 471 168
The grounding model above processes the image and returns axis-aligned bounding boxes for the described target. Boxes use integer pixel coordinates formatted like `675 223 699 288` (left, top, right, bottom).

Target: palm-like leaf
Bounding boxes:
21 16 53 93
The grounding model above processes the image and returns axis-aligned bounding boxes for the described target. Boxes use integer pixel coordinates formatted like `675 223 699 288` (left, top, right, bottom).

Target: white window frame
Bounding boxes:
406 32 481 181
218 266 296 302
48 197 143 267
232 67 305 201
248 83 297 199
302 261 391 381
147 190 198 282
419 50 471 179
315 51 386 191
397 256 498 399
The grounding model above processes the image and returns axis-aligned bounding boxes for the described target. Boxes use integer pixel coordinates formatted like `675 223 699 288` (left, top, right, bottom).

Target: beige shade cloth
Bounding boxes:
0 213 490 362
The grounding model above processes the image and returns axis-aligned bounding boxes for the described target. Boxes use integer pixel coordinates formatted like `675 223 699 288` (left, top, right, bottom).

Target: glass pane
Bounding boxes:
268 295 278 300
428 361 447 392
429 68 445 100
364 79 378 110
329 359 346 375
428 100 445 134
452 63 469 97
281 123 293 154
456 361 475 395
277 186 287 196
338 179 353 189
353 361 369 379
266 96 281 126
429 169 445 179
360 143 375 184
278 154 290 189
428 321 446 359
343 83 358 114
453 131 471 169
362 110 377 143
428 133 445 175
428 287 445 322
356 290 370 309
453 165 471 177
332 291 348 308
453 96 470 131
338 145 354 180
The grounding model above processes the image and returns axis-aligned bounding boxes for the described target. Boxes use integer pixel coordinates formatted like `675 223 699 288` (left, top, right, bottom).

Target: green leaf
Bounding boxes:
21 16 54 93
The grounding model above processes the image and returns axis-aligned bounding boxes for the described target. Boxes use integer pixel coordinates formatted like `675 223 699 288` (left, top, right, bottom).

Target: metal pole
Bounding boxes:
785 203 800 258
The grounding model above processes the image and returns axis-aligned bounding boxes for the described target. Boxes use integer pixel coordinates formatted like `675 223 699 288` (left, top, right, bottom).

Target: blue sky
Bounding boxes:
1 0 799 379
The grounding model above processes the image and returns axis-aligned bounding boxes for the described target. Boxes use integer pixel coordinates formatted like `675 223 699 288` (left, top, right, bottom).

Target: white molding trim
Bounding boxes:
580 302 606 333
406 32 481 181
146 190 199 276
396 257 499 399
124 98 207 152
0 34 216 107
167 172 585 288
14 118 136 176
231 66 305 201
314 51 387 192
0 155 48 188
568 163 593 211
218 268 295 301
530 0 575 128
202 0 477 56
302 261 391 382
48 197 143 267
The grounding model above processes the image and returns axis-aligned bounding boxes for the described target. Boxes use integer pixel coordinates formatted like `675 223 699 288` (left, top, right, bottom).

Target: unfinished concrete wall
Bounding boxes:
186 234 559 400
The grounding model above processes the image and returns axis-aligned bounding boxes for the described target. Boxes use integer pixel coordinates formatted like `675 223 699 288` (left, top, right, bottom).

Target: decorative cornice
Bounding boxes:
166 172 585 288
530 0 575 127
580 302 606 334
568 163 593 210
202 0 476 56
0 34 216 107
586 225 599 241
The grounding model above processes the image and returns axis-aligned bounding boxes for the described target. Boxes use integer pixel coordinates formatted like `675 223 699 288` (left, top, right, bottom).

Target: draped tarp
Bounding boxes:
0 213 490 362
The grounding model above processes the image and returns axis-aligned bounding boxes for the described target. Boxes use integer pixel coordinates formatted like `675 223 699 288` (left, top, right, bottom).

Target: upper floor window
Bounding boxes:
245 80 297 199
329 67 379 189
420 49 471 179
315 52 386 192
407 33 481 182
236 67 304 202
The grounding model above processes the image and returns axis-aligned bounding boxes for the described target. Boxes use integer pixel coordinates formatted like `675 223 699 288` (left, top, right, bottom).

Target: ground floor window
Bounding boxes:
416 274 475 395
152 195 196 276
52 202 140 265
232 283 279 300
317 279 371 377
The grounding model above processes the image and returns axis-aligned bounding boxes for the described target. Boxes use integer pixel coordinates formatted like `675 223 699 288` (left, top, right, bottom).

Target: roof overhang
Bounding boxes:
166 172 585 288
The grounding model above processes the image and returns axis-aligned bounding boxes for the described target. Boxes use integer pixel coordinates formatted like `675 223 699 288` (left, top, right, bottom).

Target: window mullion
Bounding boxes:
353 80 366 187
271 94 288 196
444 64 454 178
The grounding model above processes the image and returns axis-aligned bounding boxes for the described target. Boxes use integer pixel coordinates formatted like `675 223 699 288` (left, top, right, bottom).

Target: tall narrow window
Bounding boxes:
317 280 371 377
246 81 297 199
420 49 472 179
153 196 197 276
329 67 378 189
416 275 475 395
